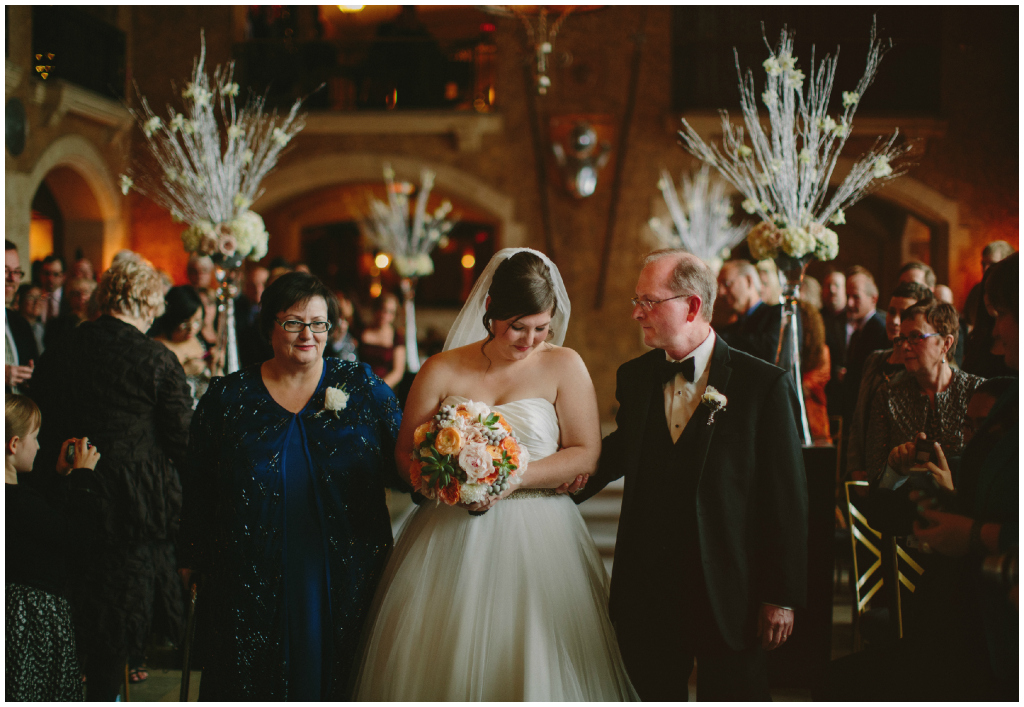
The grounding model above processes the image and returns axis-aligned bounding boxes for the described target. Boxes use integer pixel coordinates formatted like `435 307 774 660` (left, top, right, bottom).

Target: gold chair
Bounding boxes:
844 480 883 651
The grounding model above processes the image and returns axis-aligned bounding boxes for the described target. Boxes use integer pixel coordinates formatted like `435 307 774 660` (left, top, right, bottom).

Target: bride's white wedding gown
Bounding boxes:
354 395 638 701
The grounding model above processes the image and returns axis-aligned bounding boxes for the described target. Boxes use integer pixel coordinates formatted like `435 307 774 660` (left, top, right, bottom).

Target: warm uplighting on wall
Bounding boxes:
338 5 365 12
374 252 391 269
461 252 476 269
29 211 54 262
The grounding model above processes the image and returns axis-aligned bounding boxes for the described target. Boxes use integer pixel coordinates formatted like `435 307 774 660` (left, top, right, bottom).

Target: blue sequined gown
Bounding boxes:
177 358 404 700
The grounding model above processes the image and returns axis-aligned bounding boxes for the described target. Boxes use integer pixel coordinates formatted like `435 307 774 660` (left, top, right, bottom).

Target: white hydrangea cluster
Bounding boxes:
393 253 435 278
746 221 839 263
179 210 269 261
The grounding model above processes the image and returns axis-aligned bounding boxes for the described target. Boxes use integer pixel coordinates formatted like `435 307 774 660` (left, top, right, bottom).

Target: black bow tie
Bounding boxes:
662 356 696 384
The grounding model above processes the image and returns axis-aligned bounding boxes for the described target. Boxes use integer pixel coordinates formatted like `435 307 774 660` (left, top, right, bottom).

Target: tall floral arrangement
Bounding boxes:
359 165 456 278
359 164 457 374
648 165 750 270
121 33 307 262
677 20 911 264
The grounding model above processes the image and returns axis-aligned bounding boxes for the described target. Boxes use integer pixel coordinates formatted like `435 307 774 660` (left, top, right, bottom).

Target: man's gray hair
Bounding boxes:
982 240 1015 262
642 248 716 321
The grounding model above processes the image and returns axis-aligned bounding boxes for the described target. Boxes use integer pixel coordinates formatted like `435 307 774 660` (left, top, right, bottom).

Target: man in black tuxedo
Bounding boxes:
575 250 807 701
716 259 783 364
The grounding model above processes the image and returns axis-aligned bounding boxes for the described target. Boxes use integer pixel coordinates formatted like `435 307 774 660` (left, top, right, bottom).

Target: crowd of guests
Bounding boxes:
4 240 413 700
708 241 1017 700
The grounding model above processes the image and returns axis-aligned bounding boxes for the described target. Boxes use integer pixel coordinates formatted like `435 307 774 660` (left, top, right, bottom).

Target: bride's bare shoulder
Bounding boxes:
420 343 483 376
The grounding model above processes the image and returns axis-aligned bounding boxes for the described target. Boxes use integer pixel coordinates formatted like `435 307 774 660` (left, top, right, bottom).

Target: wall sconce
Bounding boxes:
550 117 613 199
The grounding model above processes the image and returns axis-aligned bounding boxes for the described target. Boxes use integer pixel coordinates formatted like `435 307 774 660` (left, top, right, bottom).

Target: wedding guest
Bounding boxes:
151 286 215 407
43 276 96 353
186 254 218 346
6 394 101 702
359 291 406 388
865 301 982 486
716 259 783 364
962 251 1016 378
841 267 889 425
70 255 95 282
5 240 36 394
962 240 1014 335
798 299 832 441
822 269 846 317
177 271 406 700
30 256 193 700
845 281 933 477
327 292 359 362
897 260 936 290
15 283 47 354
236 265 272 367
933 284 954 306
37 254 65 322
756 258 782 305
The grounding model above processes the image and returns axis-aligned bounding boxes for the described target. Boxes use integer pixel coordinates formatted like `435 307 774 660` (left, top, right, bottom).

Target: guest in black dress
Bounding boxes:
5 394 101 702
177 272 408 700
30 255 194 700
359 291 406 388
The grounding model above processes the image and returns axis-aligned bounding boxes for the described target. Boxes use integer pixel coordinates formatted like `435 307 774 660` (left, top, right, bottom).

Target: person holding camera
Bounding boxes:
6 394 101 701
864 300 982 487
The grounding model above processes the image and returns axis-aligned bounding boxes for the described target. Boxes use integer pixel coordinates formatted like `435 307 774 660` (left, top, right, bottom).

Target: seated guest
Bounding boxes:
15 283 47 355
5 240 36 394
846 282 933 477
186 254 218 347
43 276 96 353
897 260 937 290
359 292 406 388
841 267 890 427
866 301 982 486
716 259 783 363
236 265 273 368
69 255 95 282
822 269 846 317
36 254 65 323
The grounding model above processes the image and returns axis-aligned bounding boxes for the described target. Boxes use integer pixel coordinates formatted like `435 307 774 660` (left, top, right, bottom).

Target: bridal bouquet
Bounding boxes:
410 401 529 505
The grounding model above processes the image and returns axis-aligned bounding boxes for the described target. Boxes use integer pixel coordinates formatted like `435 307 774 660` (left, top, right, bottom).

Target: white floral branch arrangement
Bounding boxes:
359 164 457 278
648 165 751 270
677 20 912 263
121 32 307 262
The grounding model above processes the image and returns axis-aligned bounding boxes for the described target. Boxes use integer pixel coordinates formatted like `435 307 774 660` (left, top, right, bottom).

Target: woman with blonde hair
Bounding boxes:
31 254 194 699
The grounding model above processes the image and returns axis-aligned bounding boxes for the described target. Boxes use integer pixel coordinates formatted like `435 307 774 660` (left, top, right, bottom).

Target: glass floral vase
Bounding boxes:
212 253 243 376
774 254 813 446
400 277 421 373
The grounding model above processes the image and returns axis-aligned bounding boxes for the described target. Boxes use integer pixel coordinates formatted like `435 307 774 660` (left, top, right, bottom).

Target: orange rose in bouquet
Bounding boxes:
411 400 530 506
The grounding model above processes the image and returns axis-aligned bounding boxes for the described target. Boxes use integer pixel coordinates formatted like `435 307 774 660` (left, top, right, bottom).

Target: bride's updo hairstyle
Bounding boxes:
481 251 557 347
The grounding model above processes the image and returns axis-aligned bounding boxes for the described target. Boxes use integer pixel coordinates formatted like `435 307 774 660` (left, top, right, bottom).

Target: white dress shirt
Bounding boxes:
662 330 716 444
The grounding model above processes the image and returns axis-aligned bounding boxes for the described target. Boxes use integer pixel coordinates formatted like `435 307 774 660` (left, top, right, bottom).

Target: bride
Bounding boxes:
354 248 637 701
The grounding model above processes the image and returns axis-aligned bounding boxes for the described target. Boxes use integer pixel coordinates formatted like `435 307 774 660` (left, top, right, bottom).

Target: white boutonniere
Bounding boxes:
322 386 349 419
700 386 727 426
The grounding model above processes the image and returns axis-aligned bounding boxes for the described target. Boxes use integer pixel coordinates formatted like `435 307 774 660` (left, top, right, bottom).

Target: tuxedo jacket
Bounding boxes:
718 300 783 365
577 336 808 651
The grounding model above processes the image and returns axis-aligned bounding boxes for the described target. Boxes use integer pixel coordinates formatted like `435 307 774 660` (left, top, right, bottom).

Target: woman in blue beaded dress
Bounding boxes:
177 272 407 700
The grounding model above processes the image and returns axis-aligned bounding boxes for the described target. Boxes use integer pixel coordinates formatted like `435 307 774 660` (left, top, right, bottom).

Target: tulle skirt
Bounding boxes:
354 492 637 701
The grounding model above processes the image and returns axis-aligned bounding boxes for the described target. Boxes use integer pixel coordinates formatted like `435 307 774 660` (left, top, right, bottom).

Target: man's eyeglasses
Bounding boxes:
631 294 689 312
5 267 25 281
893 332 942 347
276 319 332 334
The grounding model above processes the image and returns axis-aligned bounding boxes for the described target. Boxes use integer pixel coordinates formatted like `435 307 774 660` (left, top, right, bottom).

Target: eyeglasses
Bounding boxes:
5 267 25 280
276 319 332 334
631 294 689 312
893 332 942 347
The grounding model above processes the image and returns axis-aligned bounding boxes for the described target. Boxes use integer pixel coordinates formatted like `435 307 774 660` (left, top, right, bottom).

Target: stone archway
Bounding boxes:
254 152 527 248
15 134 127 268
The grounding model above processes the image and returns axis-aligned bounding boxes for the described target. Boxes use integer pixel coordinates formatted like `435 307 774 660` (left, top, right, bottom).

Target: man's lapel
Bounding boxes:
692 335 733 484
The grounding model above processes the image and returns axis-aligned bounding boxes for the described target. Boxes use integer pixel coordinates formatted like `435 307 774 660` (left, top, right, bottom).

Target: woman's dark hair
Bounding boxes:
890 281 933 305
151 286 204 339
259 271 340 341
903 300 959 362
481 252 557 347
984 252 1018 321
